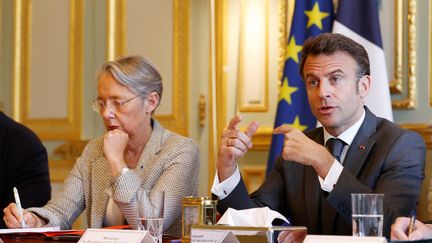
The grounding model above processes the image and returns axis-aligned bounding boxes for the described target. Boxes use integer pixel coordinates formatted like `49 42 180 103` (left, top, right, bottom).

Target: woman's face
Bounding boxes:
97 73 155 139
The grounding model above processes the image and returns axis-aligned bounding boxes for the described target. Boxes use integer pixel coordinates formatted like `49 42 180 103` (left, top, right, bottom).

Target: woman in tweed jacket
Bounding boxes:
3 55 200 237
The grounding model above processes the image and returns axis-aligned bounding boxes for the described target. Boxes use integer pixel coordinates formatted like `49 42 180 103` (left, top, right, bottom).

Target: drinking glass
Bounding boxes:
351 193 384 237
137 190 165 243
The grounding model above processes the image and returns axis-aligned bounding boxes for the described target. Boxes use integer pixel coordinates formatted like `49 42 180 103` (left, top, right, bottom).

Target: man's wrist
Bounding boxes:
217 166 236 182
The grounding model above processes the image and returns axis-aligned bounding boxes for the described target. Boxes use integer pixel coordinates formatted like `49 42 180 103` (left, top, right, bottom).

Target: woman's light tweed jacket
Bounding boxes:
28 120 200 237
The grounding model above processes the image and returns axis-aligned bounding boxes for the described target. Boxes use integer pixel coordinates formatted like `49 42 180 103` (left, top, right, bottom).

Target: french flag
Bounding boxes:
333 0 393 121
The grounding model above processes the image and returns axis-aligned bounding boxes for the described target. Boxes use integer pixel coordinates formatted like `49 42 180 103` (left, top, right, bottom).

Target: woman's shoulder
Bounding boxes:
153 120 199 152
164 130 198 151
79 136 104 158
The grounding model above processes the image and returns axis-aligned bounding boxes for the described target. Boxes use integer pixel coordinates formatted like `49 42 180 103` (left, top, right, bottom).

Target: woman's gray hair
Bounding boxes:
97 55 163 103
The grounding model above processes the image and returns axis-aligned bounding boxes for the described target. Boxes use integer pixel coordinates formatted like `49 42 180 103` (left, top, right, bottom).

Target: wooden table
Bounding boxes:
1 235 76 242
0 234 180 243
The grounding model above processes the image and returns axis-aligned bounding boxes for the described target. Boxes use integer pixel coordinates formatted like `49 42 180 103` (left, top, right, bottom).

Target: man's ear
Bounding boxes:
145 92 160 113
359 75 371 99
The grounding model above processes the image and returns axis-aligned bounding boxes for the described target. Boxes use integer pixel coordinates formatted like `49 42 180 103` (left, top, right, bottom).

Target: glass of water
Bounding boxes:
351 193 384 237
137 190 165 243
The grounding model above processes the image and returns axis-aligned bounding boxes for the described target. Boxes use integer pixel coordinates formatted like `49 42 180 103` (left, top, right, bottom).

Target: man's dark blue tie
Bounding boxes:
321 138 346 234
325 138 346 162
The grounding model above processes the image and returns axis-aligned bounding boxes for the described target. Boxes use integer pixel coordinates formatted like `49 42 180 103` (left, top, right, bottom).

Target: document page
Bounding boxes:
0 226 60 234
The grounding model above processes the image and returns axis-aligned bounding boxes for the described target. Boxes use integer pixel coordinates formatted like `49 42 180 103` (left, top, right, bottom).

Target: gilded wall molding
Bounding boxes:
277 0 287 82
50 140 88 182
12 0 83 140
279 0 294 81
210 0 229 191
248 0 293 151
391 0 416 109
238 0 269 112
241 166 266 192
106 0 125 60
390 0 403 94
107 0 189 136
250 126 273 151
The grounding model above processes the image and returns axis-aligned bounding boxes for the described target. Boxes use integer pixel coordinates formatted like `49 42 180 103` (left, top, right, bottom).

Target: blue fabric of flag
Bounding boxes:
266 0 333 177
335 0 382 47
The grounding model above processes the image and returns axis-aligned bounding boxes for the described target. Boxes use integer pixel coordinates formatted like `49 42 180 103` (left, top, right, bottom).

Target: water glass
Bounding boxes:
137 190 165 243
351 193 384 237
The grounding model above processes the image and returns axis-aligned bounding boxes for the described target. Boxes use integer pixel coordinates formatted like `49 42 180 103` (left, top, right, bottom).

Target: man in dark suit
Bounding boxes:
0 111 51 228
211 33 425 240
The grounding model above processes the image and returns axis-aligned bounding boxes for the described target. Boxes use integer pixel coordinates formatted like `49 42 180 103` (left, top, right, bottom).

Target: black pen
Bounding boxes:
408 211 416 237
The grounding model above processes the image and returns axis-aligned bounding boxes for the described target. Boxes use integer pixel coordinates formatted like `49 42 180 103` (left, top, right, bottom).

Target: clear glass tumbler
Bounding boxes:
351 193 384 237
137 190 165 243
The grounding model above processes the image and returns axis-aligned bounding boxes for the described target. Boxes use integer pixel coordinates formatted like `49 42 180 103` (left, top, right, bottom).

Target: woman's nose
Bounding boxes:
101 105 116 119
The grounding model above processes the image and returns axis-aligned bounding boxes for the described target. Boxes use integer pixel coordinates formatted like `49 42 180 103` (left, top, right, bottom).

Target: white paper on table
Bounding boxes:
217 207 290 227
0 226 60 234
304 235 387 243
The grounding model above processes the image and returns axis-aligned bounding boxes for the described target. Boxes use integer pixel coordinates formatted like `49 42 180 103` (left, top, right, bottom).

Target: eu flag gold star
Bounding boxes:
286 37 303 63
279 77 298 105
304 2 330 30
290 116 308 131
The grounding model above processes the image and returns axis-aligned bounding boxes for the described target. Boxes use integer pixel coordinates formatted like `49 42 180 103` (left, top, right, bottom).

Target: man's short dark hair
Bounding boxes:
299 33 370 80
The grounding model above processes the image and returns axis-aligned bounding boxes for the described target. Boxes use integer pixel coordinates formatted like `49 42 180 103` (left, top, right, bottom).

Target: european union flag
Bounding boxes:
266 0 333 176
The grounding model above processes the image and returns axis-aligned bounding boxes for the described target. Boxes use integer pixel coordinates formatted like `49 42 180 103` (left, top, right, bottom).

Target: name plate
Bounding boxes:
78 229 155 243
191 229 239 243
304 235 387 243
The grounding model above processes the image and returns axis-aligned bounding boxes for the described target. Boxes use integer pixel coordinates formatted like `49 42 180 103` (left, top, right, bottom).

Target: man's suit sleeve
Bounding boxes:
217 157 288 215
217 179 252 213
0 123 51 228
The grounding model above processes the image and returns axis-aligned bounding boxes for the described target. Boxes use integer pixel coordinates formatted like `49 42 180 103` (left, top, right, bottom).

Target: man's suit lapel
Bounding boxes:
343 108 377 177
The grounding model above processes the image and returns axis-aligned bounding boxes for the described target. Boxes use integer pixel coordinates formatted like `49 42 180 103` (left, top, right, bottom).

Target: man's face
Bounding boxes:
303 51 370 136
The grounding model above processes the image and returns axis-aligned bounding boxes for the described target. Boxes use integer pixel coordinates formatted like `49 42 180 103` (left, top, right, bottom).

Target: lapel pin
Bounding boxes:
359 145 366 150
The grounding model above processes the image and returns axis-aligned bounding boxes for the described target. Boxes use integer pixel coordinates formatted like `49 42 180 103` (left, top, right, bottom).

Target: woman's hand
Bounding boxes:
3 203 42 228
391 217 432 240
103 129 129 176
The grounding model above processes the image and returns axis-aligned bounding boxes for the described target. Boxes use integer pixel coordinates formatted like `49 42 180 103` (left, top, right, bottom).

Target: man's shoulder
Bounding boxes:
372 117 425 148
0 112 43 147
375 117 417 136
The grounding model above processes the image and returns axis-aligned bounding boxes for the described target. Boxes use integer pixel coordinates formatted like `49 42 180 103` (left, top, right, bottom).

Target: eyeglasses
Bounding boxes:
91 95 142 114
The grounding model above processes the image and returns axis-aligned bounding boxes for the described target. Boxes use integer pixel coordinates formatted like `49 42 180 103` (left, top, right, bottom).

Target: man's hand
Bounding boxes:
273 124 334 178
217 116 259 181
277 229 307 243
